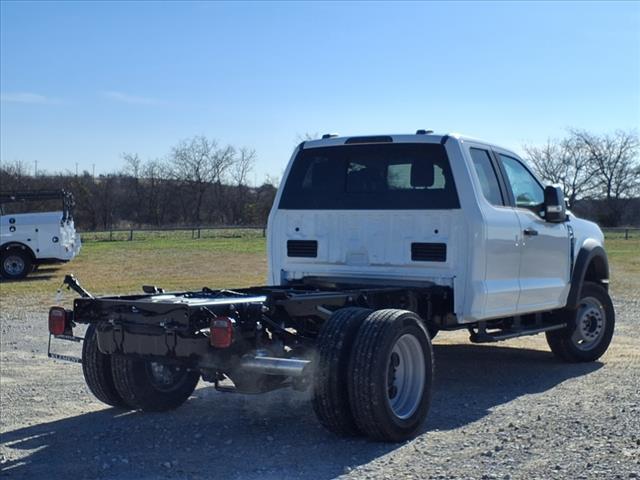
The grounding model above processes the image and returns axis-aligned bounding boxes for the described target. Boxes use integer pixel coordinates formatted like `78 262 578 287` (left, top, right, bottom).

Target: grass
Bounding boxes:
0 236 638 307
0 236 268 304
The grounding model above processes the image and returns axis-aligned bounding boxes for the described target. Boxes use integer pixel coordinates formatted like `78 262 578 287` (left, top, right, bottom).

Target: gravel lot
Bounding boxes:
1 287 639 479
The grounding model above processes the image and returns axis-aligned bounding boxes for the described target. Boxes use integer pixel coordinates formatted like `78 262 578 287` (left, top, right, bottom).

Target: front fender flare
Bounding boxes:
566 239 609 309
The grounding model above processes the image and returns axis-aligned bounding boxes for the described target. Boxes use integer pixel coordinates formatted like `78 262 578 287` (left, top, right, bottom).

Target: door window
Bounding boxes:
470 148 504 206
499 155 544 212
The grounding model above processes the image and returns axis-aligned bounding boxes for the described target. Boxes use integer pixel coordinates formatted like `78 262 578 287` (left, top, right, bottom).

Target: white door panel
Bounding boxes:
483 209 521 316
515 210 570 311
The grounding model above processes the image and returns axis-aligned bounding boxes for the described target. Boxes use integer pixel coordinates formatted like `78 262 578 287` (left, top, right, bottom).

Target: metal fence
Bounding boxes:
602 227 640 240
79 225 267 242
78 225 639 242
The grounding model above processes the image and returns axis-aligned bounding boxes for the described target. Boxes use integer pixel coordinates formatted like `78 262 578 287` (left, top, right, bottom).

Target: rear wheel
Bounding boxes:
81 325 129 408
312 307 372 437
1 249 32 280
111 355 200 412
348 309 434 442
546 282 615 362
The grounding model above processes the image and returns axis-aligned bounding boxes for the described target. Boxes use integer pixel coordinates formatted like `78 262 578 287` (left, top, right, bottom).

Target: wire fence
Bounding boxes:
79 225 266 242
78 225 639 243
602 227 640 240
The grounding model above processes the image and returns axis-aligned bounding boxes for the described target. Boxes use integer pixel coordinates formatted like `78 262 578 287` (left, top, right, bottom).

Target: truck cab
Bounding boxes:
268 132 609 325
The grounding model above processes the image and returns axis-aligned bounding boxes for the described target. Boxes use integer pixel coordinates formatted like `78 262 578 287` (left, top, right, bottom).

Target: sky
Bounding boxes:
1 1 639 184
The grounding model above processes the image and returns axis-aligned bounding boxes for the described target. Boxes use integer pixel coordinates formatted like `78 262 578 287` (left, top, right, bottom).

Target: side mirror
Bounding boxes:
544 185 567 223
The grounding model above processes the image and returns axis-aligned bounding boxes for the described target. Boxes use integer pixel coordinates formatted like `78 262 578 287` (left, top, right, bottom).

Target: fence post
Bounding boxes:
625 228 629 240
109 230 113 242
129 229 133 241
198 227 201 239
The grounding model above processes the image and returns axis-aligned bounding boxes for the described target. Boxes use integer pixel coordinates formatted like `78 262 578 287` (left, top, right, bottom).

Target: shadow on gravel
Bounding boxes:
0 343 602 480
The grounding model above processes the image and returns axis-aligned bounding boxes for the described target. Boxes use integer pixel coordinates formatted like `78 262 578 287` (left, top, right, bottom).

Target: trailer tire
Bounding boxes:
348 309 434 442
546 282 615 363
312 307 373 437
81 325 129 408
111 355 200 412
1 249 32 280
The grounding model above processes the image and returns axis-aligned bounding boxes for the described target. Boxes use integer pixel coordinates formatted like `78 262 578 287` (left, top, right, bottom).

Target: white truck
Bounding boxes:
1 190 81 279
49 132 614 442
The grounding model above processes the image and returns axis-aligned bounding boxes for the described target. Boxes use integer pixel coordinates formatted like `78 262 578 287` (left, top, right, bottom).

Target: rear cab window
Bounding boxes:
279 143 460 210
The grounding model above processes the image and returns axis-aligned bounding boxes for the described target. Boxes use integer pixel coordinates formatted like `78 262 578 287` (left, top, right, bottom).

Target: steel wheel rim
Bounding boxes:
571 296 606 351
147 362 188 392
386 333 425 420
3 255 25 276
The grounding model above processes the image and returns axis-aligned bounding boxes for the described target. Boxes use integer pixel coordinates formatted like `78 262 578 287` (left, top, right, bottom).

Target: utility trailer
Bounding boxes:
48 132 615 442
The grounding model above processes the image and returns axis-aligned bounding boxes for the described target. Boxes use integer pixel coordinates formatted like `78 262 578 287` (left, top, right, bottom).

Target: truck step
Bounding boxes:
469 323 566 343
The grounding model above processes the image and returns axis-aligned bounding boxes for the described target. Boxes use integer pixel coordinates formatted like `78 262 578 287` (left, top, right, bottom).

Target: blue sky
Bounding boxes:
1 1 639 184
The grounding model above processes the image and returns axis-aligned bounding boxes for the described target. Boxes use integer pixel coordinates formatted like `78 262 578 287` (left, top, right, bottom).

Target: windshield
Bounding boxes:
279 143 459 210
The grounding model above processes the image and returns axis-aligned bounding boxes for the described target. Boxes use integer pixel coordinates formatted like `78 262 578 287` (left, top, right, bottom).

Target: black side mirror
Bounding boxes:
544 185 567 223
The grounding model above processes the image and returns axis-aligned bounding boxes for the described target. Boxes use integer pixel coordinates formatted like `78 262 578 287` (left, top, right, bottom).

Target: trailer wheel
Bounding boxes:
312 307 373 437
1 249 32 280
111 355 200 412
546 282 615 363
348 309 434 442
81 325 129 408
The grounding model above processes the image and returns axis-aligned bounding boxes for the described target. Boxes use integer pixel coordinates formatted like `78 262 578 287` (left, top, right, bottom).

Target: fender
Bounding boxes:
1 241 36 260
565 238 609 309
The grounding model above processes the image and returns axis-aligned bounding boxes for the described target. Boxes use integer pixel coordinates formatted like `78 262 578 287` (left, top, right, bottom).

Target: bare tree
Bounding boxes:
571 129 640 225
231 147 256 187
170 136 235 224
524 136 596 206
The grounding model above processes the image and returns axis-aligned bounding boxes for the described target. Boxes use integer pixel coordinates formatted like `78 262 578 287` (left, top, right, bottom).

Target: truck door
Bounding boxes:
467 146 522 318
495 152 570 312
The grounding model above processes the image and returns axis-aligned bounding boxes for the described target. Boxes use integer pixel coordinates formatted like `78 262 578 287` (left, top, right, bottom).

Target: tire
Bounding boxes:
546 282 615 363
81 325 129 408
348 309 434 442
1 249 32 280
312 307 373 437
111 354 200 412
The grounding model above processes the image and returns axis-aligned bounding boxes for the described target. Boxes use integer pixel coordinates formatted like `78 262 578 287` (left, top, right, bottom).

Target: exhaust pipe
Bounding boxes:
238 355 311 377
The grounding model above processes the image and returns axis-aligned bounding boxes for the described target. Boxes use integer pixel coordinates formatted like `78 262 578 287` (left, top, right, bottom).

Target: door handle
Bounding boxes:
523 227 538 236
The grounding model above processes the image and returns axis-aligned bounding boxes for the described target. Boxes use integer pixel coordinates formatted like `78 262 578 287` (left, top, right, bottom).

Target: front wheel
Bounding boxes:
546 282 615 362
348 309 434 442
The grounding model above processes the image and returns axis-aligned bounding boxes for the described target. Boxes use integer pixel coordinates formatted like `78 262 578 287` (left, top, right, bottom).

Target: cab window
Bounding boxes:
499 154 544 212
470 148 504 206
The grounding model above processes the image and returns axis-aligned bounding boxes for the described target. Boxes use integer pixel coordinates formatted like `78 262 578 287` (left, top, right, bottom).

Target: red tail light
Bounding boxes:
210 317 233 348
48 307 69 336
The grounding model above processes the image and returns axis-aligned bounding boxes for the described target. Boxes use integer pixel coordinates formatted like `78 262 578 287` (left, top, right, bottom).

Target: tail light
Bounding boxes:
48 307 70 336
210 317 233 348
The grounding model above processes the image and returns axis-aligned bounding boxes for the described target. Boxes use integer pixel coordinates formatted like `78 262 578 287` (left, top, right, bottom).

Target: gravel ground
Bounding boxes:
1 290 638 480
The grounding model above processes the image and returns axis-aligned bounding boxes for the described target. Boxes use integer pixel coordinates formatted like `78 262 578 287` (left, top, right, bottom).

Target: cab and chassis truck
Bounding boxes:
48 132 614 442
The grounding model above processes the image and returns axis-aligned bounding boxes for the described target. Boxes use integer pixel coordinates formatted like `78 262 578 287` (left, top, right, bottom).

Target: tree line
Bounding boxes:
0 136 278 230
524 129 639 226
1 129 638 230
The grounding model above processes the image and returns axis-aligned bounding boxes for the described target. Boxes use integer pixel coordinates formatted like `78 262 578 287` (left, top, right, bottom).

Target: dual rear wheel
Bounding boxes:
82 325 199 412
313 308 434 442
